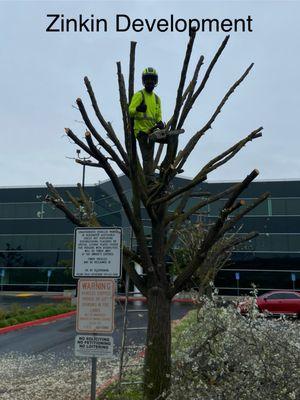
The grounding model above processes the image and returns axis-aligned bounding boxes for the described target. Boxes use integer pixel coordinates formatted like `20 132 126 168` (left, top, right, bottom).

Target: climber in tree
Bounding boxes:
129 67 164 183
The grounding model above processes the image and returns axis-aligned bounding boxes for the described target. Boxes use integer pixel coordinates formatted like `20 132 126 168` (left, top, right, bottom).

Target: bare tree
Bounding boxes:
46 31 268 400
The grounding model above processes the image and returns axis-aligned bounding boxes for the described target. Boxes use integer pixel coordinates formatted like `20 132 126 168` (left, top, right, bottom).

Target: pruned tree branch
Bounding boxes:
177 35 230 129
123 255 147 296
176 54 204 129
116 61 131 159
219 192 270 236
75 159 100 168
76 97 129 176
174 62 254 171
160 28 197 174
45 182 93 227
199 127 262 175
65 127 95 158
170 169 260 296
128 41 137 103
151 173 207 206
83 76 129 165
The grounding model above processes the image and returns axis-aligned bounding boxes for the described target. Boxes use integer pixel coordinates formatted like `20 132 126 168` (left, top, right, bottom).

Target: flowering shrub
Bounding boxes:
167 294 300 400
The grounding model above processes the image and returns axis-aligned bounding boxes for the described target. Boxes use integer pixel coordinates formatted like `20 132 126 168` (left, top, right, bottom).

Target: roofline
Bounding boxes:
0 184 97 190
1 176 300 190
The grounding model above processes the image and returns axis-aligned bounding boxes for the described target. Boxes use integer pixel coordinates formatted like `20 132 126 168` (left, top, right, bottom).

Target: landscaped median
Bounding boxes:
97 296 300 400
0 302 76 333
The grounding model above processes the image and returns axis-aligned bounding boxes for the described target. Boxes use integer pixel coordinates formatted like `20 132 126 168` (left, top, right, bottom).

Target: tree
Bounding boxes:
46 30 268 400
171 221 252 295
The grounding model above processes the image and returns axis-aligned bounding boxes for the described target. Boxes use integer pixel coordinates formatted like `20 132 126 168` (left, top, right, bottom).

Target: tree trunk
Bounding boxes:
143 286 171 400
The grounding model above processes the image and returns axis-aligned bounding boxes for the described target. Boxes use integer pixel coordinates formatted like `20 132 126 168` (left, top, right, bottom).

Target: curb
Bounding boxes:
0 310 76 335
95 319 185 399
116 296 195 304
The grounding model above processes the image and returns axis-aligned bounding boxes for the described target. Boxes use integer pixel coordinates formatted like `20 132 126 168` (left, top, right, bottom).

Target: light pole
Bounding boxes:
76 149 91 189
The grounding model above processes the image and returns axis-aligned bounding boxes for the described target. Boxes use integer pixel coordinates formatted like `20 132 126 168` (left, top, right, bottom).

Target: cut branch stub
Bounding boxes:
175 62 255 171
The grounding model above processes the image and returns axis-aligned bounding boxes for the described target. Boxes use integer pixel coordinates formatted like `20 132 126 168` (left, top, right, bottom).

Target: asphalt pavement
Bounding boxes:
0 299 193 359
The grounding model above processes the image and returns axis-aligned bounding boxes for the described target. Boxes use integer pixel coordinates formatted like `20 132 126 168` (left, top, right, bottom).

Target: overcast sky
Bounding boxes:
0 0 299 187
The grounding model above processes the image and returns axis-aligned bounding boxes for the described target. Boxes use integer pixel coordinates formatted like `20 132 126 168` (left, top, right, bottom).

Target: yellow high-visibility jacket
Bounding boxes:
129 89 162 137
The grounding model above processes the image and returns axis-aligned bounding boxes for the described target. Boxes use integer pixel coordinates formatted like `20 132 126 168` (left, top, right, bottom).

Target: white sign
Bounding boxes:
75 335 114 358
76 278 115 333
73 227 122 278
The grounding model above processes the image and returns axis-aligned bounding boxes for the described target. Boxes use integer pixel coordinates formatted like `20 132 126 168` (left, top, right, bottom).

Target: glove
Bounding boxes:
156 121 165 130
136 103 147 113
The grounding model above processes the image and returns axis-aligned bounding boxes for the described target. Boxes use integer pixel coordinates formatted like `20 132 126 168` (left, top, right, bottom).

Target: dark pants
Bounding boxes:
137 132 155 183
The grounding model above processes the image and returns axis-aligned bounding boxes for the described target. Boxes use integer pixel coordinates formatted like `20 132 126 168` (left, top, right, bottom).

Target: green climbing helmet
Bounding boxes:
142 67 158 86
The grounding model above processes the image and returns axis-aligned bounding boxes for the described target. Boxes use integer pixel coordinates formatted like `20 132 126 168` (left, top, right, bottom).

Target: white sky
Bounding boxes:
0 0 299 187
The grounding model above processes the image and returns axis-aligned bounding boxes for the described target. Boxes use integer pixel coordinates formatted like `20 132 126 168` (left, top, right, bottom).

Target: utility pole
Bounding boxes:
76 149 91 189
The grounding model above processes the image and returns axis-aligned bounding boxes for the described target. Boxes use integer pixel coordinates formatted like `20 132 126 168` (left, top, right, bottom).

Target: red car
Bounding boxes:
238 290 300 317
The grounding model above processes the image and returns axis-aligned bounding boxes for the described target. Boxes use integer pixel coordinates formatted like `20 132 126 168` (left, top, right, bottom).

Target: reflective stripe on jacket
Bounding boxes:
129 89 162 137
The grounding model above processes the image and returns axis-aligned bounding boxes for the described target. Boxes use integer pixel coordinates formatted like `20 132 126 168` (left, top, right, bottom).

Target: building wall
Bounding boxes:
0 178 299 294
0 185 122 291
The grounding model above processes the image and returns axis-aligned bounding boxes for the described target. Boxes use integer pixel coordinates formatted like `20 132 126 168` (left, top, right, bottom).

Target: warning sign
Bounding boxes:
75 335 113 358
76 278 115 333
73 227 122 278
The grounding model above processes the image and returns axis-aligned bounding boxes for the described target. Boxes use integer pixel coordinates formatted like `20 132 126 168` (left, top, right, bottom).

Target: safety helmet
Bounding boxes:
142 67 158 86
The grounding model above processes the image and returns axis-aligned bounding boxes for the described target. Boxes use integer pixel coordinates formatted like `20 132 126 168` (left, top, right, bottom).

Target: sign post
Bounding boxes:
73 227 121 400
235 272 240 296
46 269 52 292
0 269 5 291
291 272 296 290
91 357 97 400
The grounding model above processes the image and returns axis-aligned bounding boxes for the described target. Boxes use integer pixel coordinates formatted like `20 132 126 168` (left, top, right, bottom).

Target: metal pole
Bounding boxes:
91 357 97 400
118 273 130 389
46 276 50 292
82 163 86 189
237 280 239 297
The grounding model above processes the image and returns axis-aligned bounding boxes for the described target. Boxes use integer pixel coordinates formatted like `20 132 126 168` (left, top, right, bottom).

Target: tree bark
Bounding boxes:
143 286 171 400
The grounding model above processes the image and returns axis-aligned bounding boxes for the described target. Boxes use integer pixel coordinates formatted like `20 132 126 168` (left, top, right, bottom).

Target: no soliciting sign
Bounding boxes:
75 335 113 358
73 227 122 278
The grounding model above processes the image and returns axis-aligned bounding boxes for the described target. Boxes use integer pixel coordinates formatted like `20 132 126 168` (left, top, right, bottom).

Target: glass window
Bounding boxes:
286 199 300 215
246 199 268 216
281 293 300 299
0 234 73 251
288 235 300 252
43 203 65 218
272 199 300 216
271 199 286 215
209 200 225 216
267 292 300 299
267 293 285 299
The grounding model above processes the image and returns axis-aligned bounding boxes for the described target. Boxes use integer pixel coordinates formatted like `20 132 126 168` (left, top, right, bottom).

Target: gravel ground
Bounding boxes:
0 352 120 400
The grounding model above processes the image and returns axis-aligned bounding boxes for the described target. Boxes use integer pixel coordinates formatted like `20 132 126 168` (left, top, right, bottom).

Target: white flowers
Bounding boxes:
169 296 300 400
0 352 119 399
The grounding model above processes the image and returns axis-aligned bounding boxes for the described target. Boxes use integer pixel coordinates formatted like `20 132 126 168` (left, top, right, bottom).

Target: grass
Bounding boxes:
0 301 76 328
98 311 197 400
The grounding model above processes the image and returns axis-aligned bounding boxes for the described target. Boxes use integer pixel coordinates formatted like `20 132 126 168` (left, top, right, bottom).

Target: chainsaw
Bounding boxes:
148 127 185 143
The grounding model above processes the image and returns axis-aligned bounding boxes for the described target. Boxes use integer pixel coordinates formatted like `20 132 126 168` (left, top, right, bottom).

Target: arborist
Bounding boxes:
129 67 165 183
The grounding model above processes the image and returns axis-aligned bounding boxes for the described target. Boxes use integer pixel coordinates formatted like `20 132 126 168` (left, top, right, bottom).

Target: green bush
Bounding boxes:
0 307 6 320
0 301 75 328
0 320 10 328
16 315 34 323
